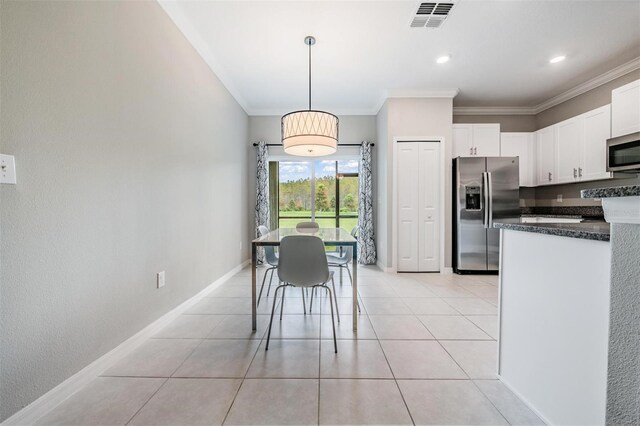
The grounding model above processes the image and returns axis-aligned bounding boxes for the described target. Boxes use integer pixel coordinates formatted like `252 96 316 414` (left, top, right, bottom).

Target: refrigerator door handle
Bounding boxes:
482 172 490 228
487 171 493 227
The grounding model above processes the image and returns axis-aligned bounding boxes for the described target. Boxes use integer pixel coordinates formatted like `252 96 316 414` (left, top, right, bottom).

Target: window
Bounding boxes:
274 159 358 232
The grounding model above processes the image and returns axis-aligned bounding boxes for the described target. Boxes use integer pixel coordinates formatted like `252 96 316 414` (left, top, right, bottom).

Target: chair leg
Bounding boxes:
280 286 286 320
257 267 272 305
266 285 284 351
325 286 338 353
266 268 275 297
301 287 307 314
309 287 314 313
330 277 340 323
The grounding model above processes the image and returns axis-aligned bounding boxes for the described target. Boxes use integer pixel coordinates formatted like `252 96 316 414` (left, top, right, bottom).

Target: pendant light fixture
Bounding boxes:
282 36 338 156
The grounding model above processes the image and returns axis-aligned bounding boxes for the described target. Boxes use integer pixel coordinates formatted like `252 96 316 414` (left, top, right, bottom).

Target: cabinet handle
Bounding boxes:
548 172 552 181
578 167 582 177
469 147 473 156
474 147 477 155
573 168 577 178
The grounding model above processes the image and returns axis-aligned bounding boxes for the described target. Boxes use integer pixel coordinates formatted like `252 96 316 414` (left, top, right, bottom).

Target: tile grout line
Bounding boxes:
366 295 416 426
124 337 207 425
470 379 513 425
220 292 277 426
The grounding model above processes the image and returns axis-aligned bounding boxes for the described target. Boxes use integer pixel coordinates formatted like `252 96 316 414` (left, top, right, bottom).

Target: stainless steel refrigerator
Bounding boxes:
453 157 520 274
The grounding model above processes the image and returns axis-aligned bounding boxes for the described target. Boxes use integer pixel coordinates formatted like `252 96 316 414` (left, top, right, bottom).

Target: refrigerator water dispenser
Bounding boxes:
465 185 481 210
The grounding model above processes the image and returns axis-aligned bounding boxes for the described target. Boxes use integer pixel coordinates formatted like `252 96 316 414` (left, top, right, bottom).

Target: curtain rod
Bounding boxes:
252 143 374 147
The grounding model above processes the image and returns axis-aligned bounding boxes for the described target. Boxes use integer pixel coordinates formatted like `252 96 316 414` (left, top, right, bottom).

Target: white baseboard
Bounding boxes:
2 260 250 426
496 374 551 426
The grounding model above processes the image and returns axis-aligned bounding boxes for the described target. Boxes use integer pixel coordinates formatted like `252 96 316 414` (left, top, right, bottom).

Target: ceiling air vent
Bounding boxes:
410 2 456 29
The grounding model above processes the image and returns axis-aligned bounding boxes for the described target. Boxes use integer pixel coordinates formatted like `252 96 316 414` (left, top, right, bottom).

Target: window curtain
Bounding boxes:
255 140 269 264
358 141 376 264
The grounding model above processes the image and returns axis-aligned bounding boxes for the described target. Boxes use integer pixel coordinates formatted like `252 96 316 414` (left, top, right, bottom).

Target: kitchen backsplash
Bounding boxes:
518 174 639 217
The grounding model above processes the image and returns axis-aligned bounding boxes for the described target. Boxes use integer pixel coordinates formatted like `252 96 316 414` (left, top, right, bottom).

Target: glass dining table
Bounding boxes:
251 228 358 331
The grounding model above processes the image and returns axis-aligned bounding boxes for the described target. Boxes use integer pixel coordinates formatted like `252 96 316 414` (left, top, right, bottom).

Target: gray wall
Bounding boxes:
606 223 640 425
453 114 537 132
246 115 377 240
0 1 249 421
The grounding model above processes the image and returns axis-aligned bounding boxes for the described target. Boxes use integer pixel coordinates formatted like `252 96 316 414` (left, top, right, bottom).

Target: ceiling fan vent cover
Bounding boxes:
411 2 456 29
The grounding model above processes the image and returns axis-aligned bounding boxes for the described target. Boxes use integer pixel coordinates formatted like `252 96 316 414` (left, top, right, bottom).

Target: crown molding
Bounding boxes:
533 56 640 114
248 107 378 116
453 106 537 116
374 88 460 115
454 56 640 116
385 88 461 99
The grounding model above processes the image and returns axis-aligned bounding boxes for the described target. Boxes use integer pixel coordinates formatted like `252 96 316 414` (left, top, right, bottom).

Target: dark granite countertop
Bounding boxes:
494 220 610 242
520 214 584 219
581 185 640 199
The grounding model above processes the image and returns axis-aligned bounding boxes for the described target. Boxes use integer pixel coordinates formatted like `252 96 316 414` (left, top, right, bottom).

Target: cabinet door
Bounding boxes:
536 126 556 185
396 143 420 272
500 133 532 186
556 117 583 183
417 143 440 272
473 124 501 156
582 105 612 181
453 124 473 158
612 79 640 137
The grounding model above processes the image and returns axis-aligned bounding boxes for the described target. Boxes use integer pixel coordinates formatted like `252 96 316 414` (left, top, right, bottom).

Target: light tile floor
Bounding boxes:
35 266 544 425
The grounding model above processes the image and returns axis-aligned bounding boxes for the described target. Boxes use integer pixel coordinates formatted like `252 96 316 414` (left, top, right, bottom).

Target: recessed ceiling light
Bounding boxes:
436 55 450 64
549 55 566 64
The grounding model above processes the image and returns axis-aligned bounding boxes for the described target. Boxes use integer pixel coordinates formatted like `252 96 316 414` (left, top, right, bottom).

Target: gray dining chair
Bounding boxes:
266 235 339 353
257 225 279 305
296 221 319 231
326 227 358 283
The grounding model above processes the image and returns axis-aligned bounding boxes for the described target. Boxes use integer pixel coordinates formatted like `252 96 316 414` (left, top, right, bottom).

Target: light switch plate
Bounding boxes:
0 154 17 184
157 271 165 289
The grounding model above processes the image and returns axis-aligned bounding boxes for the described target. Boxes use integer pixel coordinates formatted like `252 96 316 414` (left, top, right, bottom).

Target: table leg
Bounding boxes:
252 243 257 331
352 243 358 331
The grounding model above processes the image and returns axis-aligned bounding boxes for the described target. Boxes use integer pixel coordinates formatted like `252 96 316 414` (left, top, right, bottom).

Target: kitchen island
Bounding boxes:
494 220 611 425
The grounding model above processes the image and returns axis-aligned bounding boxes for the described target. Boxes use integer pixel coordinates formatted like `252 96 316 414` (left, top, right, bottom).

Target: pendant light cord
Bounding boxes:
308 40 312 111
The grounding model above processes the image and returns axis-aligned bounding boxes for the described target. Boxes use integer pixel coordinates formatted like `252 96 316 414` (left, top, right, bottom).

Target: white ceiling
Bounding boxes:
160 0 640 115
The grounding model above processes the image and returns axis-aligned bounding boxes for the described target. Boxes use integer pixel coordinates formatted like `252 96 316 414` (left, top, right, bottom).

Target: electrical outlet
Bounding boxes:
157 271 165 289
556 194 563 202
0 154 17 184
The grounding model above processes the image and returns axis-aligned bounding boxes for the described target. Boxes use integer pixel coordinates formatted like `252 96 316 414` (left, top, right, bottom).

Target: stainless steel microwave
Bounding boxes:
607 131 640 172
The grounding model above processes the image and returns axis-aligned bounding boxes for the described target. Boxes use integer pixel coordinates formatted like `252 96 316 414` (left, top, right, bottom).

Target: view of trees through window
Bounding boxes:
276 160 359 232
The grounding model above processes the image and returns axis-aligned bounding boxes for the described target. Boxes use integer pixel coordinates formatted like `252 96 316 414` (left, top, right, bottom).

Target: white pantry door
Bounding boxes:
397 141 441 272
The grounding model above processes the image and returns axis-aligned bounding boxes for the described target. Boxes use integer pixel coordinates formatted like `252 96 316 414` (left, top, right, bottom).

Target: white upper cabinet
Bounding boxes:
452 124 473 158
536 125 556 185
556 116 583 183
611 79 640 137
472 124 501 156
500 133 536 187
541 104 612 185
582 105 612 181
453 123 500 157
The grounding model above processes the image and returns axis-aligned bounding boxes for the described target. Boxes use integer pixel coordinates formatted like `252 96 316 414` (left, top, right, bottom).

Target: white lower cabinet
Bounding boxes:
500 132 536 187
